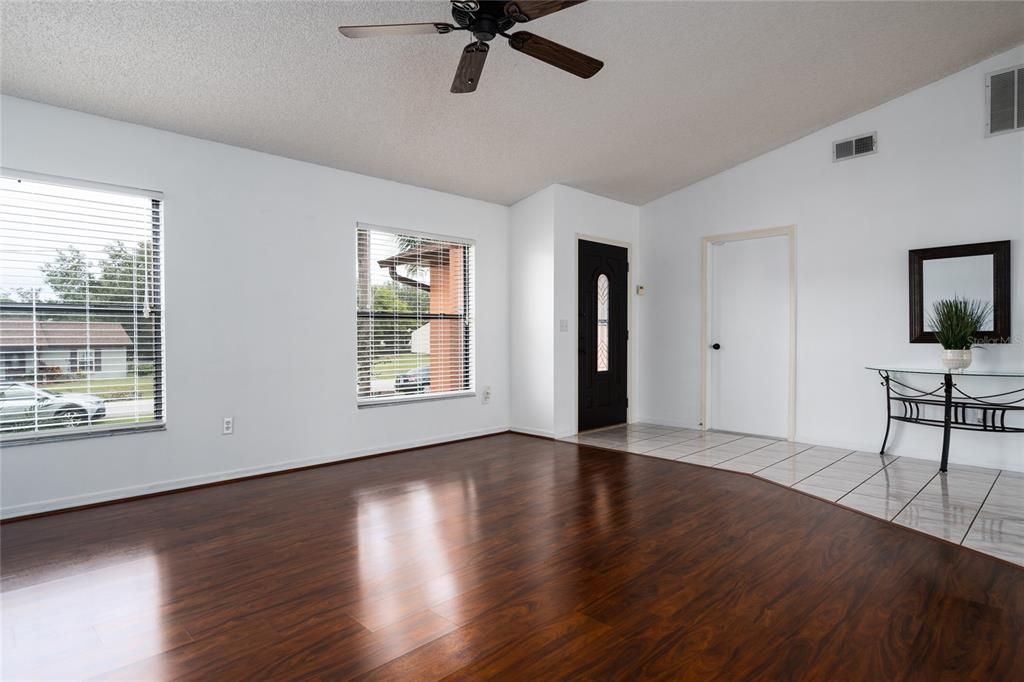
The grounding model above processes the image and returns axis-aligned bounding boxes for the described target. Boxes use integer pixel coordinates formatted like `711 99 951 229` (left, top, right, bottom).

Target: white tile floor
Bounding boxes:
561 423 1024 567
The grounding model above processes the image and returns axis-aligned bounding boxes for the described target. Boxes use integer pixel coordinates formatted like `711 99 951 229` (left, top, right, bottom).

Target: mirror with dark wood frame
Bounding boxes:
908 240 1011 343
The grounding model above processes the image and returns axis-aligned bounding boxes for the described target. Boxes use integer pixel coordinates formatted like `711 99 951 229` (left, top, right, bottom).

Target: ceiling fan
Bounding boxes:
338 1 603 93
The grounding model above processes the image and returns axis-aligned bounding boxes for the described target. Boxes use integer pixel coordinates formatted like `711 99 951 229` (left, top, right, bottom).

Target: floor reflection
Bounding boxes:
2 553 166 680
355 481 459 634
347 451 637 631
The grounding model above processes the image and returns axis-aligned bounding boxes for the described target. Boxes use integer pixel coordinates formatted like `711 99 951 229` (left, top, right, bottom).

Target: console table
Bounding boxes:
866 366 1024 472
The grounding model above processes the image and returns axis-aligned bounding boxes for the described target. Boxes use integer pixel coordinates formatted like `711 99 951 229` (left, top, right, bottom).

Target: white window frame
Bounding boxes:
0 168 166 445
355 223 475 408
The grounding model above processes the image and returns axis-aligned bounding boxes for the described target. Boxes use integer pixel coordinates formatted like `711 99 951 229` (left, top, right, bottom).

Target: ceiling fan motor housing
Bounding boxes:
453 1 517 42
472 16 498 41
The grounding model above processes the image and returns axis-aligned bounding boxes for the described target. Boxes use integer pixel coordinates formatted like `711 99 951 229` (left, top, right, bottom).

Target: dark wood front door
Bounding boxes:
578 239 628 431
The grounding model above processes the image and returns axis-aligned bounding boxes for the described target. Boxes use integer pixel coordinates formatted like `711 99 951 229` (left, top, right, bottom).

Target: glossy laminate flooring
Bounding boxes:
564 424 1024 567
2 433 1022 680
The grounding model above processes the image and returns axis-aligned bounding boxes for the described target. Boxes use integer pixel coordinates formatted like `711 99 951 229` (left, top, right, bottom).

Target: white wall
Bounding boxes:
637 46 1024 471
551 185 639 438
0 96 511 517
508 185 639 438
508 187 555 436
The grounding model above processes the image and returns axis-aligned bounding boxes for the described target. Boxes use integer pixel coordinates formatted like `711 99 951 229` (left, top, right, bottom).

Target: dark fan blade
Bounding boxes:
451 42 489 93
504 1 587 22
507 31 602 79
338 23 455 38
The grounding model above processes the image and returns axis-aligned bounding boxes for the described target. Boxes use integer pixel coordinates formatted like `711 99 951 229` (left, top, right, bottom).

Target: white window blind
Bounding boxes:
357 225 474 405
0 174 164 442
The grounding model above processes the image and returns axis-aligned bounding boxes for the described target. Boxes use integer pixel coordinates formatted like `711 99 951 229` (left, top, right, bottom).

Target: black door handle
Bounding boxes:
711 343 721 350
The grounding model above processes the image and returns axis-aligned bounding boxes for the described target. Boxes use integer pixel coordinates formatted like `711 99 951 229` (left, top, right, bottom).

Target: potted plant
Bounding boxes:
928 296 992 371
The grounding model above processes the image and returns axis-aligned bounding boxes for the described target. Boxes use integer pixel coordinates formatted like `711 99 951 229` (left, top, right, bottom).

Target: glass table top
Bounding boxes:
866 366 1024 378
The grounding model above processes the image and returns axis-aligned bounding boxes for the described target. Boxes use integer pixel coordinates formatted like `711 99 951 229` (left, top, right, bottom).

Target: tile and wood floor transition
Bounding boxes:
564 424 1024 567
3 433 1023 679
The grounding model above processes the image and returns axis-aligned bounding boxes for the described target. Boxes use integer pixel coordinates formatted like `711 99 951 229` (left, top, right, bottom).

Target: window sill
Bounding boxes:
358 391 476 409
0 423 166 448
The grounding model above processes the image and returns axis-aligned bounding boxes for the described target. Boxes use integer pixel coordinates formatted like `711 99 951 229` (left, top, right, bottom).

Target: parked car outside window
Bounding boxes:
0 382 106 431
394 365 431 394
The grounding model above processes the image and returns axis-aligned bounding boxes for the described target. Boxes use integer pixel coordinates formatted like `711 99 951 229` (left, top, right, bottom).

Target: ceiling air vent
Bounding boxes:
986 64 1024 136
833 133 877 162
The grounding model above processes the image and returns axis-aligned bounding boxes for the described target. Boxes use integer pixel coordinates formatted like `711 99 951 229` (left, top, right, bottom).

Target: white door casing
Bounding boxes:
701 226 796 440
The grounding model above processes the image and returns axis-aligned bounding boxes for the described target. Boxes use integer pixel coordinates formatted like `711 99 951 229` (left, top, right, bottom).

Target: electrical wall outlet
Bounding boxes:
222 416 234 435
482 386 492 404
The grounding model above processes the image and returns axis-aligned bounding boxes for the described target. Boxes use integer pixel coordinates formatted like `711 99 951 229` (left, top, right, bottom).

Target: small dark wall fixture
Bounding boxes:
909 240 1011 343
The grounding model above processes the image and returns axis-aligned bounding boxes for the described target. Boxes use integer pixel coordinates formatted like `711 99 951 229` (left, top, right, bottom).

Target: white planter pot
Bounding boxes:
941 349 972 371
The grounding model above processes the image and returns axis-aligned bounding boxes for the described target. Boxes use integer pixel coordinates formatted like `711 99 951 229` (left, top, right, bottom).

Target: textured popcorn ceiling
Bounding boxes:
2 1 1022 205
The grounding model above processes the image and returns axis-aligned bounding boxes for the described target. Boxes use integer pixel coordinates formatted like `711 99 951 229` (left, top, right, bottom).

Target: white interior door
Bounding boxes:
708 235 790 438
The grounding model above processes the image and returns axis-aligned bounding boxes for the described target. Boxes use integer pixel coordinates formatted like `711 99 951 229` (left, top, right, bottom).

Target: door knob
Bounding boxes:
711 343 721 350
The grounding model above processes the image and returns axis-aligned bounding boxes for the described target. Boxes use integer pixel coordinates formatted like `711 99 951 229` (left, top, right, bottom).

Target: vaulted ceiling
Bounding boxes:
2 1 1022 205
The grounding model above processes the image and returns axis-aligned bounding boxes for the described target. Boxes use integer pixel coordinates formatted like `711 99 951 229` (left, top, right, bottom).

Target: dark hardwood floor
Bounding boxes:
2 433 1022 680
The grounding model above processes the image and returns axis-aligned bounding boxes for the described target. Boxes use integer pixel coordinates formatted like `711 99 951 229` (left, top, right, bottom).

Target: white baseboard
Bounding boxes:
1 426 509 519
632 417 701 430
509 426 556 438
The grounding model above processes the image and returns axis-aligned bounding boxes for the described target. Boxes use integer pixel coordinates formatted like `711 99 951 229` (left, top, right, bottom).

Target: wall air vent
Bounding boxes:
986 64 1023 136
832 133 877 162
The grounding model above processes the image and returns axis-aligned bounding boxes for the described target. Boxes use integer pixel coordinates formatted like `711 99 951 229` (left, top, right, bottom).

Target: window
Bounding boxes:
0 173 164 441
70 349 100 374
596 273 609 372
356 224 473 405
